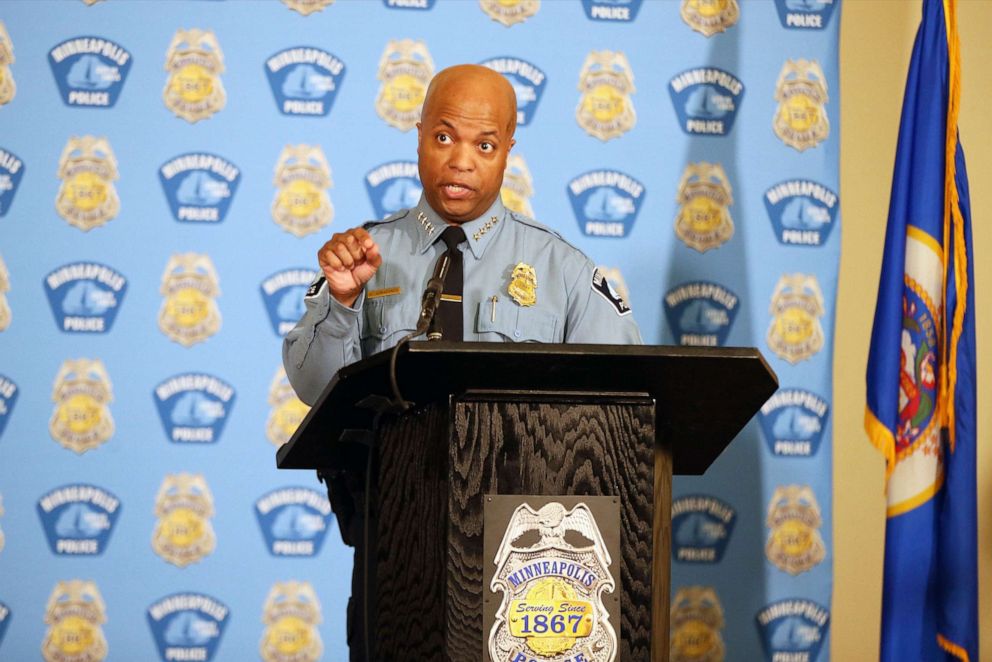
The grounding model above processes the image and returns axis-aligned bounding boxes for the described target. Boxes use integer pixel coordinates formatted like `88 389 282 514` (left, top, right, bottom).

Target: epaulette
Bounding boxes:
508 210 583 253
362 208 411 230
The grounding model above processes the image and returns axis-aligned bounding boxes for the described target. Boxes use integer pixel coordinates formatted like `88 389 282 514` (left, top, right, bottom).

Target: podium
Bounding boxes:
277 342 777 661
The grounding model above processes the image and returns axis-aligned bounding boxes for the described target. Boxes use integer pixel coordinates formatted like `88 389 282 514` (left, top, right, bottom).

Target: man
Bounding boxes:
282 64 641 660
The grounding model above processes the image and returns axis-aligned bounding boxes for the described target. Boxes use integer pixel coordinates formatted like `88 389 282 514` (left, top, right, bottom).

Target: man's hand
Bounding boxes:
317 228 382 307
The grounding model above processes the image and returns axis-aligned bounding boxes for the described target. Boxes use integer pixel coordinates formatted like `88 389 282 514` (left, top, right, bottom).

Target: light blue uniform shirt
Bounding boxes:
283 195 642 404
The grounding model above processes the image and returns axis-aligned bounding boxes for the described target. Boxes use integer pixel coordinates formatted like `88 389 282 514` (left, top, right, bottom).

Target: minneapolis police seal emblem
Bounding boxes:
159 152 241 224
43 580 108 662
0 373 17 440
671 495 736 564
773 0 837 30
0 146 25 217
44 262 127 334
265 46 346 117
56 135 120 231
163 29 225 123
154 373 236 444
765 485 826 575
489 502 617 662
152 473 216 567
272 144 334 237
267 367 310 447
681 0 739 36
582 0 644 22
365 160 421 219
37 484 121 556
481 0 540 26
758 388 829 458
670 586 725 662
254 486 333 557
260 268 318 336
0 254 9 331
756 598 830 662
668 67 744 136
576 50 636 141
282 0 334 15
158 253 222 347
773 59 829 152
764 179 838 247
664 281 739 346
375 39 434 132
501 154 535 218
567 169 645 238
50 358 114 454
48 36 132 108
147 593 230 662
260 582 323 662
767 273 825 363
675 162 734 252
480 56 546 126
0 21 15 106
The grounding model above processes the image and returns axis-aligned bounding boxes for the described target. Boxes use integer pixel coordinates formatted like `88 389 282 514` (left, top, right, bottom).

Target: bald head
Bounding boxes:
423 64 517 136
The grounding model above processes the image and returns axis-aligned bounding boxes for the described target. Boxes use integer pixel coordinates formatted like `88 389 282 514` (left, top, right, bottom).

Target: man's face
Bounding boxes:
417 79 515 224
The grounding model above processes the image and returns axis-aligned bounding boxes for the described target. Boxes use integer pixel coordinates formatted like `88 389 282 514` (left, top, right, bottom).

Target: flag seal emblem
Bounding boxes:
898 277 939 454
681 0 740 36
365 160 421 219
267 367 310 447
375 39 434 132
767 273 825 363
758 388 829 458
675 162 734 252
282 0 333 15
254 487 333 556
671 495 736 563
158 253 221 347
42 580 108 662
147 592 230 662
260 582 323 662
37 484 122 556
480 0 540 26
152 473 216 567
50 358 114 454
44 262 127 334
763 179 838 247
772 0 837 30
0 254 10 331
480 56 546 127
0 146 24 217
48 36 132 108
755 598 830 662
765 485 826 575
670 586 725 662
567 169 645 238
265 47 345 117
0 374 18 440
163 29 225 123
576 50 636 141
664 281 739 346
773 59 829 151
260 268 319 337
668 67 744 136
153 373 236 444
581 0 643 22
56 136 120 231
0 22 15 106
501 154 535 218
159 153 241 224
272 145 333 237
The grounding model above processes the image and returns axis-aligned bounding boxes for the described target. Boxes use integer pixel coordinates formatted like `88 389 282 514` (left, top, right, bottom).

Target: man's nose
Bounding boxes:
447 143 474 171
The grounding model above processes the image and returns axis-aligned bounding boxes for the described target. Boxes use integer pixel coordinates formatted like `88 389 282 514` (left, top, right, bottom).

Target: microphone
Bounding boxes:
416 252 450 340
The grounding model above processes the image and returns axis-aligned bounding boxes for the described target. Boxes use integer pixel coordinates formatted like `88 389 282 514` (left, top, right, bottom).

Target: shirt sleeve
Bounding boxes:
282 275 366 405
563 257 643 345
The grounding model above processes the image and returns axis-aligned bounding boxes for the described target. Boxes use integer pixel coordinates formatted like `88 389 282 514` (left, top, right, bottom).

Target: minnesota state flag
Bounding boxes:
865 0 977 660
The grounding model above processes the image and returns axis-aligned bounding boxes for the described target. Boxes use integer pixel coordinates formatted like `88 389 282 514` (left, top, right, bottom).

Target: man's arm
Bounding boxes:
563 258 643 345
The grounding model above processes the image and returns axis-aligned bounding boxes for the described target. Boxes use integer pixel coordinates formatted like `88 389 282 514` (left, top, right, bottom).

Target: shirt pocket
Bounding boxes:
360 296 421 355
476 296 559 343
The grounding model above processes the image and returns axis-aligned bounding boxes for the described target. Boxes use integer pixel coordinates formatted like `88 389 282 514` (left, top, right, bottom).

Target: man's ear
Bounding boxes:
508 138 516 153
416 121 422 153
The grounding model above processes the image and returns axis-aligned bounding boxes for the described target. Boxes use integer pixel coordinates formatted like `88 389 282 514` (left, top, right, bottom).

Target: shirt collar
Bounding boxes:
414 195 508 260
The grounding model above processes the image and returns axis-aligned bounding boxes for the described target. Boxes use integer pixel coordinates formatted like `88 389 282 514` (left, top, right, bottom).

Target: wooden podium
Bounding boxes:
277 342 777 661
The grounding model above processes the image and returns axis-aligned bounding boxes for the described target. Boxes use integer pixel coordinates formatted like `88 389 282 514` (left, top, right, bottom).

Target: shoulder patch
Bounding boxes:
592 268 631 316
305 276 326 298
363 208 411 229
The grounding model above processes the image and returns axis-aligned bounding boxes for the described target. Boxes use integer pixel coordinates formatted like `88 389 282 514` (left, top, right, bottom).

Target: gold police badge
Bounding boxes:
50 359 114 454
680 0 740 37
163 28 226 123
489 502 617 662
576 50 636 142
480 0 540 27
675 162 734 253
0 253 10 331
281 0 334 15
508 263 537 307
152 473 216 567
42 580 108 662
375 39 434 132
260 581 323 662
271 145 334 237
501 153 535 218
56 136 120 231
0 21 15 106
767 273 825 364
773 59 829 152
765 484 826 575
267 367 311 447
158 253 222 347
670 586 725 662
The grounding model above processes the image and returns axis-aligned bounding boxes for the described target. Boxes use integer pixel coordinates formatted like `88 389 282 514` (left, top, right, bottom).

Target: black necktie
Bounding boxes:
434 225 465 341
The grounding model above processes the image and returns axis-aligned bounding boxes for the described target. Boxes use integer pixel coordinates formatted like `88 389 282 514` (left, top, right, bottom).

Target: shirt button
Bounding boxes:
514 330 521 338
379 325 386 334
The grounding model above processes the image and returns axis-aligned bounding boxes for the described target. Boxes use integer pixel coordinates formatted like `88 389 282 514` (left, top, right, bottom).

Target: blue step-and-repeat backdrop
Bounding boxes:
0 0 840 659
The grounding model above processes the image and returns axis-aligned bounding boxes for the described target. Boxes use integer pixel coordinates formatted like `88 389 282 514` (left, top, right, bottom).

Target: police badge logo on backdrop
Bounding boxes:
152 473 216 567
668 67 744 136
480 56 546 127
383 0 436 9
758 388 829 458
773 0 837 30
376 39 434 132
568 169 645 238
582 0 643 22
481 0 540 26
159 153 241 224
265 46 345 117
56 136 120 231
42 580 108 662
49 358 114 454
271 144 333 237
501 154 535 218
755 598 830 662
765 485 826 575
773 59 829 151
163 29 225 123
670 586 725 662
674 162 734 252
764 179 838 247
0 374 17 440
47 36 132 108
254 486 333 557
0 22 15 106
767 273 825 363
282 0 334 16
0 254 10 331
147 593 230 662
672 495 736 564
680 0 740 36
158 253 222 347
260 268 318 336
37 484 121 556
0 147 25 216
44 262 127 333
153 373 236 444
365 160 421 219
664 281 739 346
267 367 310 447
576 50 636 141
260 581 323 662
